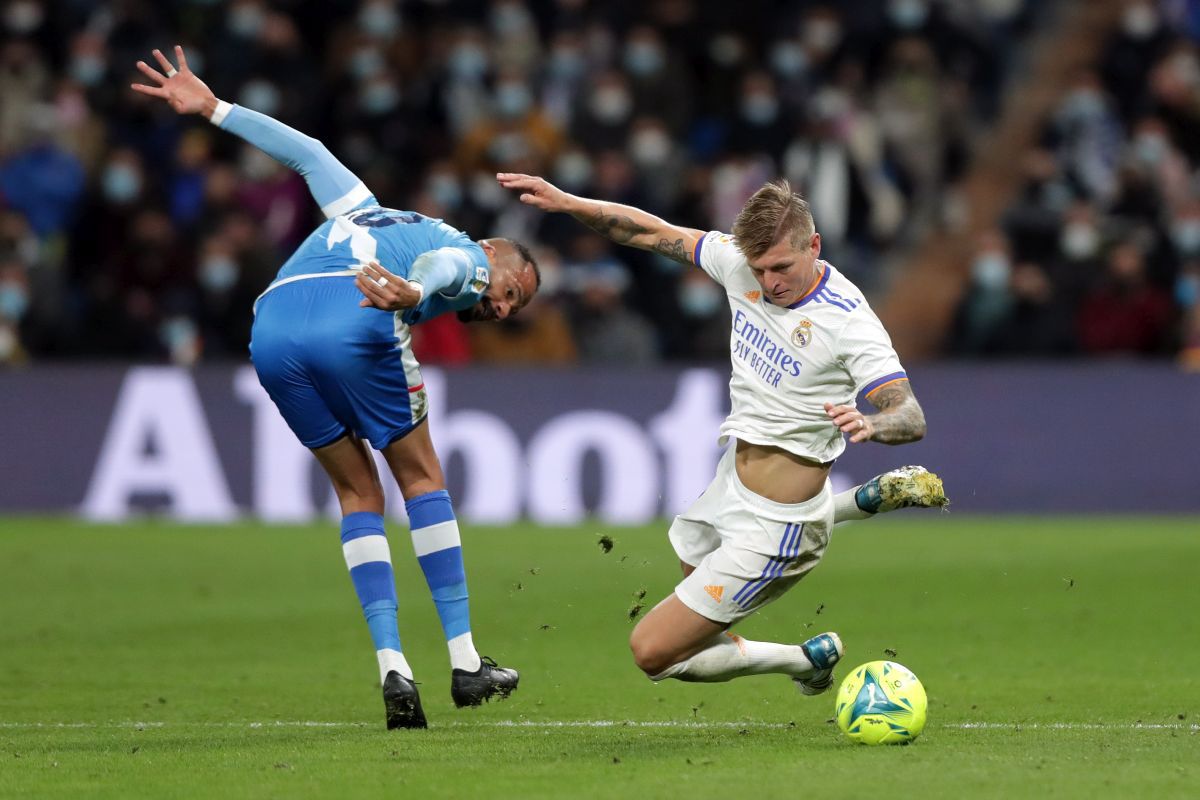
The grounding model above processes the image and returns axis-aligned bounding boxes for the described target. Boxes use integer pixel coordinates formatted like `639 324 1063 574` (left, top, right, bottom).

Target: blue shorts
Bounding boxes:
249 276 428 450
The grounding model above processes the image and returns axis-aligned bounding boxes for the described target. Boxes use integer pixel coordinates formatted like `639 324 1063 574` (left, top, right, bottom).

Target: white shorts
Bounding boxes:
669 447 834 624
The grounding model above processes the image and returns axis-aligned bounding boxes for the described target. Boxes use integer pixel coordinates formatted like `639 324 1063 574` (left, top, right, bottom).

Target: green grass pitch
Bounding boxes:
1 516 1197 798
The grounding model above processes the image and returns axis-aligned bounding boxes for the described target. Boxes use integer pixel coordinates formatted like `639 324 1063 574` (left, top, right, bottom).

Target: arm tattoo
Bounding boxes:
866 381 927 445
581 207 649 245
652 237 691 264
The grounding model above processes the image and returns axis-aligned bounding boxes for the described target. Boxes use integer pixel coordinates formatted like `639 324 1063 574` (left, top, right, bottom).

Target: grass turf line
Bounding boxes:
0 516 1197 798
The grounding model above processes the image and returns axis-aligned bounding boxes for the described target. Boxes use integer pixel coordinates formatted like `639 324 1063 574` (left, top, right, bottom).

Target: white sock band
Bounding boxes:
377 648 412 684
833 486 873 524
448 632 481 672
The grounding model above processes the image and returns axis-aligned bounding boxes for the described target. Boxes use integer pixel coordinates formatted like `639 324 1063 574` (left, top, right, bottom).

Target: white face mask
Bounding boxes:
227 3 265 38
590 88 632 123
1061 223 1100 260
804 19 842 54
741 93 780 125
3 0 43 34
1123 5 1160 39
554 151 593 189
629 130 671 164
1172 220 1200 255
239 80 281 117
1133 133 1168 164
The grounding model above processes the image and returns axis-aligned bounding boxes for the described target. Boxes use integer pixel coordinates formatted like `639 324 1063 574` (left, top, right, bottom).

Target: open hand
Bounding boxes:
825 401 874 444
130 45 218 118
356 261 423 311
496 173 573 213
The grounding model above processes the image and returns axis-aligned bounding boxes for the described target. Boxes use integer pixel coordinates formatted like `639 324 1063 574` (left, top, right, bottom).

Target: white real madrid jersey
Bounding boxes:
693 231 907 463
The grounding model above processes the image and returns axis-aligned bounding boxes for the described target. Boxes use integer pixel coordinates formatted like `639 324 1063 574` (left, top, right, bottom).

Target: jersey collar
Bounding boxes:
787 263 829 309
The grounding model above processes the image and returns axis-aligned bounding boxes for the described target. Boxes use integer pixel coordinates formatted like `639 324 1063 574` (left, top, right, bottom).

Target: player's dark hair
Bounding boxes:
732 180 815 260
505 238 541 288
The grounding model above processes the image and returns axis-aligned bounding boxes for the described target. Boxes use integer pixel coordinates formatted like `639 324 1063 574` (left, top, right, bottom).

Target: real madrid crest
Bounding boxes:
791 319 813 348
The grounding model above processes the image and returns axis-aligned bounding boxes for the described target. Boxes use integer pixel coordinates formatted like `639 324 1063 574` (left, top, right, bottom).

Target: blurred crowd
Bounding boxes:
1 0 1044 366
951 0 1200 363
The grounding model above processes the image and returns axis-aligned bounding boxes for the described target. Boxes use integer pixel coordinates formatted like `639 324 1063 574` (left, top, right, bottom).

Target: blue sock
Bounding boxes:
405 490 480 672
340 511 412 682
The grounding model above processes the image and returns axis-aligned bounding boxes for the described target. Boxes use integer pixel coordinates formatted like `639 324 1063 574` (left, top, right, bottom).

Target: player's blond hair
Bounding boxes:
732 180 815 260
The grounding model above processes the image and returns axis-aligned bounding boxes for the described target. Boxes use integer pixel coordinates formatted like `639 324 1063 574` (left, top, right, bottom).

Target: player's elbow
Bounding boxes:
909 408 927 442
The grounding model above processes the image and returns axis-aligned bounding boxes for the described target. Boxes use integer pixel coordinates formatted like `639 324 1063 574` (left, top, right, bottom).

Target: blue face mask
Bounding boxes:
679 281 724 317
102 164 141 204
741 94 780 125
448 45 488 81
624 42 665 76
548 49 585 81
494 84 532 118
770 42 808 79
360 82 400 115
0 283 30 321
349 48 384 79
200 256 239 293
1176 274 1200 308
427 175 462 209
889 0 929 29
70 55 107 86
972 254 1011 291
358 3 400 37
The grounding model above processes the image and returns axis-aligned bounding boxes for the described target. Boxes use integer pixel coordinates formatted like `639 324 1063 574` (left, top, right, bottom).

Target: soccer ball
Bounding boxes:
835 660 927 745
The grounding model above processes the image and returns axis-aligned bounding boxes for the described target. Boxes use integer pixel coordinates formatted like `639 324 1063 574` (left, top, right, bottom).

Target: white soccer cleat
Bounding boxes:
857 465 948 514
794 631 843 696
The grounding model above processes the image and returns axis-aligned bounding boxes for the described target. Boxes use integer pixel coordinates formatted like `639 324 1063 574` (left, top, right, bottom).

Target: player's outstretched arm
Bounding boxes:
497 172 704 265
825 381 927 445
132 46 372 219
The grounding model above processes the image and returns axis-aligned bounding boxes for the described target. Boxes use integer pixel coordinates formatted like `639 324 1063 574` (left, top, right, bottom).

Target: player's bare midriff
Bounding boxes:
733 439 831 505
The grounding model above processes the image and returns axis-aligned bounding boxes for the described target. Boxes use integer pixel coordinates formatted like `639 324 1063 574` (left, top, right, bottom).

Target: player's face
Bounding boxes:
745 232 822 307
459 243 538 322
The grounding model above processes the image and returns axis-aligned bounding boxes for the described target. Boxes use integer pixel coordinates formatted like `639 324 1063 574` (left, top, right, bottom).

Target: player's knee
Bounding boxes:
629 628 676 677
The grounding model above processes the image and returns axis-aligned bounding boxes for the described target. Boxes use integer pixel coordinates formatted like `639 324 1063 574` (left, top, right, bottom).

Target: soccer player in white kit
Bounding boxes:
499 173 934 694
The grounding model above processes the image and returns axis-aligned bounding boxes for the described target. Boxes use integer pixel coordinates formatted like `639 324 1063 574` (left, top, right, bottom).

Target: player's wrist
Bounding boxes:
208 99 233 125
407 280 425 301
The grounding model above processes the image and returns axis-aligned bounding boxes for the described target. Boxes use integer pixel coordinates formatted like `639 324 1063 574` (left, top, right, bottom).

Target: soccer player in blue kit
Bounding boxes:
132 47 532 729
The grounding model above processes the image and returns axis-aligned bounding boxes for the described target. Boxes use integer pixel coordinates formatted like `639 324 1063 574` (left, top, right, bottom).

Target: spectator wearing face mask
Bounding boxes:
947 229 1015 355
456 71 564 176
725 71 792 166
572 70 635 151
620 26 692 137
1101 0 1174 123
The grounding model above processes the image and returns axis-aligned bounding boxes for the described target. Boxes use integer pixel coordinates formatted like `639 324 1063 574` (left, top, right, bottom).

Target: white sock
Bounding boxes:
377 648 413 683
448 631 481 672
833 486 872 523
650 633 815 683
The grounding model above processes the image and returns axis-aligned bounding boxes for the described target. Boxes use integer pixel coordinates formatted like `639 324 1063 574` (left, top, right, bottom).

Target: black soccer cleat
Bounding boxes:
451 656 519 708
383 671 428 730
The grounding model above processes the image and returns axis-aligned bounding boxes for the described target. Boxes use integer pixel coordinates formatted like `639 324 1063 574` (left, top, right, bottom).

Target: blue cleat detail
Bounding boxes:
795 632 844 696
